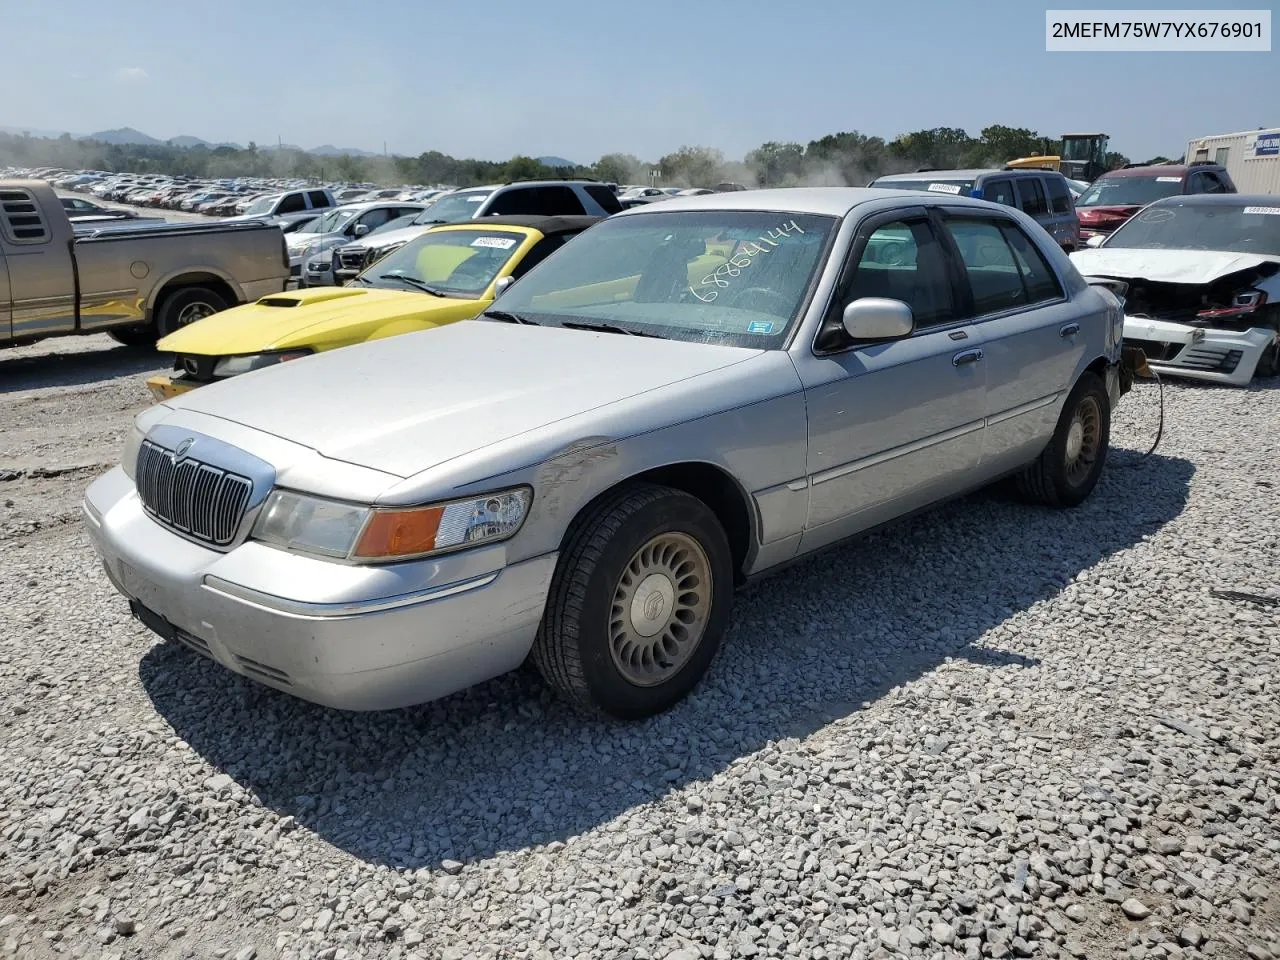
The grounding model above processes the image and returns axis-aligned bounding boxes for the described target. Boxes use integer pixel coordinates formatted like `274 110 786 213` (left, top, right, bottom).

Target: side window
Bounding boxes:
946 218 1028 315
584 184 623 214
983 179 1017 208
1201 172 1230 194
1045 176 1073 214
307 191 331 209
1187 173 1205 193
842 219 955 328
277 193 307 214
1214 147 1229 165
358 209 394 231
485 187 540 216
1015 178 1048 218
998 223 1064 303
532 186 587 216
510 235 568 279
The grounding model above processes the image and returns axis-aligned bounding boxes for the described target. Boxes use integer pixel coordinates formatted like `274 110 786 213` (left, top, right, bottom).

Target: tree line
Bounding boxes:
1 126 1159 190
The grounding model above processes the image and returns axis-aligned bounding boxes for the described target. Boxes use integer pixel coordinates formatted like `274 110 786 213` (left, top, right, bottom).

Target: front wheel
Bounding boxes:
1256 337 1279 379
532 483 734 720
1016 370 1111 508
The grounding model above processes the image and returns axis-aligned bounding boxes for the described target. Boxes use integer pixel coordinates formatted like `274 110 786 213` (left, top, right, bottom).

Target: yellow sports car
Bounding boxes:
144 216 602 400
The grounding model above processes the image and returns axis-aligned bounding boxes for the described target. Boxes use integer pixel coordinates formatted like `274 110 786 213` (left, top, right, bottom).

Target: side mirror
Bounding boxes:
1085 234 1106 248
352 223 371 237
493 276 516 297
842 298 914 341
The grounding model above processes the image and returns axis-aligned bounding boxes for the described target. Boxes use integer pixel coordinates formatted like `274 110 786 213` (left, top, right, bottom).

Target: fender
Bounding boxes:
144 266 245 317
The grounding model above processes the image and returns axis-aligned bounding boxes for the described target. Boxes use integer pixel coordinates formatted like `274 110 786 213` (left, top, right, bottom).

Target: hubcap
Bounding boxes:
176 301 216 327
1064 395 1101 486
609 532 712 687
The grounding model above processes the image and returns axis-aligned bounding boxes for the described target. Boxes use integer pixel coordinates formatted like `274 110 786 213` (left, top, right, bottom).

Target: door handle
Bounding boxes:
1060 323 1081 338
953 348 984 366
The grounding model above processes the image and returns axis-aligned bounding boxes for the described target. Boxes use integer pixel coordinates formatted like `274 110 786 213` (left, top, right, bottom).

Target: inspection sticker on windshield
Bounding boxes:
471 236 517 249
927 183 962 194
1156 176 1182 182
1243 205 1280 215
746 320 775 334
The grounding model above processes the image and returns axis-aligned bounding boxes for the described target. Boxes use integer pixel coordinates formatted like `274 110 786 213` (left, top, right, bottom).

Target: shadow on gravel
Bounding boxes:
140 451 1195 869
0 343 162 393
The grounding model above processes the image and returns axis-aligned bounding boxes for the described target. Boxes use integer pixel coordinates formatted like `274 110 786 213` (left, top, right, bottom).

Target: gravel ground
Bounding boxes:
1 336 1277 960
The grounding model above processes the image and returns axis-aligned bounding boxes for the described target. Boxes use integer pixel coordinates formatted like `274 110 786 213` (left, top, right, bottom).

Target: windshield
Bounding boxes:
412 190 492 224
489 210 835 347
365 228 527 297
244 195 278 215
873 178 974 196
302 208 358 234
1077 175 1182 207
1104 203 1280 256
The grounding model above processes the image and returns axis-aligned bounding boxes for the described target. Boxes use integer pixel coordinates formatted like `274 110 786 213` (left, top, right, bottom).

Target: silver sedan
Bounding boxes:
84 188 1128 720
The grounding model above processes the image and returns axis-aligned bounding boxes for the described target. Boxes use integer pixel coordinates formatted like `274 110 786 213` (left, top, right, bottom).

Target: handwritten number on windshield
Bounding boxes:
689 221 804 303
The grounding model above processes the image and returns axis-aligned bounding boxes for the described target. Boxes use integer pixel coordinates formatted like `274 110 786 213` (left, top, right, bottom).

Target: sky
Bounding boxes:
3 0 1276 164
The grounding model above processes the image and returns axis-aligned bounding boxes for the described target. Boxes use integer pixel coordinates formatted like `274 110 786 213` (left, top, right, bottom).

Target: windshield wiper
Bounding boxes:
379 274 446 296
483 309 540 325
558 320 660 337
350 274 374 285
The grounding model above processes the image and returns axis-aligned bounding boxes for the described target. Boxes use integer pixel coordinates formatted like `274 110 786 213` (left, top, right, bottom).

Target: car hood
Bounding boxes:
160 322 763 477
342 224 436 251
286 230 339 250
155 287 476 356
1069 248 1280 286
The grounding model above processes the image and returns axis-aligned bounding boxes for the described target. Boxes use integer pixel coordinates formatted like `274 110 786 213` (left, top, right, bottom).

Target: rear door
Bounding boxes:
793 206 988 554
935 209 1084 476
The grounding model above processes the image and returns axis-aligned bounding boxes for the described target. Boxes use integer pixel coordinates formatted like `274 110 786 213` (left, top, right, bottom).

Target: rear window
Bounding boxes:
1077 175 1184 208
584 184 623 214
873 178 974 196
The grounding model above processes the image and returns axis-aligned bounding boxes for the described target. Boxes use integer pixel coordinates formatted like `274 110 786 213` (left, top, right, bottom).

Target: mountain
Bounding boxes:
169 135 244 149
0 125 85 139
88 127 163 146
310 144 380 158
537 155 576 168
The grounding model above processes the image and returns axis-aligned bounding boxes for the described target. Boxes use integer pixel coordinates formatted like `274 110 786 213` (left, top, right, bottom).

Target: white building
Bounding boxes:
1185 128 1280 194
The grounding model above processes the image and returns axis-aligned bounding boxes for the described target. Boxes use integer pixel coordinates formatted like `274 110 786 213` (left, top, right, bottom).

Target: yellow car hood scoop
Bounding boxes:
256 289 369 308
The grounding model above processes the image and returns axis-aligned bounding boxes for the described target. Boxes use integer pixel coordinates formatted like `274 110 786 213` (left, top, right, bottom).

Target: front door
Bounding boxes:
792 209 988 555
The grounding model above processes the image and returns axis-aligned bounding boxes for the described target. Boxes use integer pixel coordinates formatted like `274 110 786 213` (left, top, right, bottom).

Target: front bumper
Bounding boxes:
1122 316 1276 386
145 375 199 402
83 467 557 710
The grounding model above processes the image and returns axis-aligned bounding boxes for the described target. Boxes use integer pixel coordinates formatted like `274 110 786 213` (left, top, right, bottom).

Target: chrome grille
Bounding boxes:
136 439 253 546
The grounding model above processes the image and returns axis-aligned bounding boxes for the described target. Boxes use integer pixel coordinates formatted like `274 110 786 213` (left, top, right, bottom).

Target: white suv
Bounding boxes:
331 180 622 283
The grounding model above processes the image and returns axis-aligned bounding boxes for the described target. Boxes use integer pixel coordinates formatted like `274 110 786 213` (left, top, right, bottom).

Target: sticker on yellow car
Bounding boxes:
471 236 518 249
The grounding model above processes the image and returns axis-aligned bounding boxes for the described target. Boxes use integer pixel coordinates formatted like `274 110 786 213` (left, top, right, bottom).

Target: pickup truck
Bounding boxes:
1 180 290 348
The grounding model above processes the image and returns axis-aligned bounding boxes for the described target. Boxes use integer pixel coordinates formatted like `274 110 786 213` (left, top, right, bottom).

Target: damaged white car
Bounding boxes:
1071 195 1280 385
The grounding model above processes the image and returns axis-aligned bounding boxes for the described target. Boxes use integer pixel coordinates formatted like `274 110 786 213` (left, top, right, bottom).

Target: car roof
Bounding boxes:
874 168 1063 181
612 187 991 218
431 215 603 235
1149 193 1277 207
1100 165 1195 179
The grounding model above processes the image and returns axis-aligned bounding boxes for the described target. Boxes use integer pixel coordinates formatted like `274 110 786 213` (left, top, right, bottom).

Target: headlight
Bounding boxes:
290 243 314 259
372 241 406 261
121 422 145 481
250 487 532 562
213 350 312 377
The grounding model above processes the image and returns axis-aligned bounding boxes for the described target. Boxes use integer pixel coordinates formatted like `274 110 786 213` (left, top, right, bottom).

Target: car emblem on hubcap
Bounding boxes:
172 437 194 463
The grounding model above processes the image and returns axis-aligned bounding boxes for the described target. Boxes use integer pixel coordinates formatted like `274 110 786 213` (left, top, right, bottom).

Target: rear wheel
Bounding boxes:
532 483 734 720
155 286 227 338
1016 371 1110 508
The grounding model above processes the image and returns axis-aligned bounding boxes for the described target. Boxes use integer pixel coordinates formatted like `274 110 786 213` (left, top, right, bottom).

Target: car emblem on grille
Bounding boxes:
171 437 195 463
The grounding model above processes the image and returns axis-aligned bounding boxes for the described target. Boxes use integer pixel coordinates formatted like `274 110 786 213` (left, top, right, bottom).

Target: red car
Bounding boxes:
1075 163 1236 242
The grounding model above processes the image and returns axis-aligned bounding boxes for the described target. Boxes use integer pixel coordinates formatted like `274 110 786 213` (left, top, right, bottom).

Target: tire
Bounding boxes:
1016 371 1110 508
531 483 734 720
1257 337 1280 379
155 286 227 338
108 324 158 347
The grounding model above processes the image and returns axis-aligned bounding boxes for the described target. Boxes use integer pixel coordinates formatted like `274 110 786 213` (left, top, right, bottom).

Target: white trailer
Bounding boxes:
1185 128 1280 194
